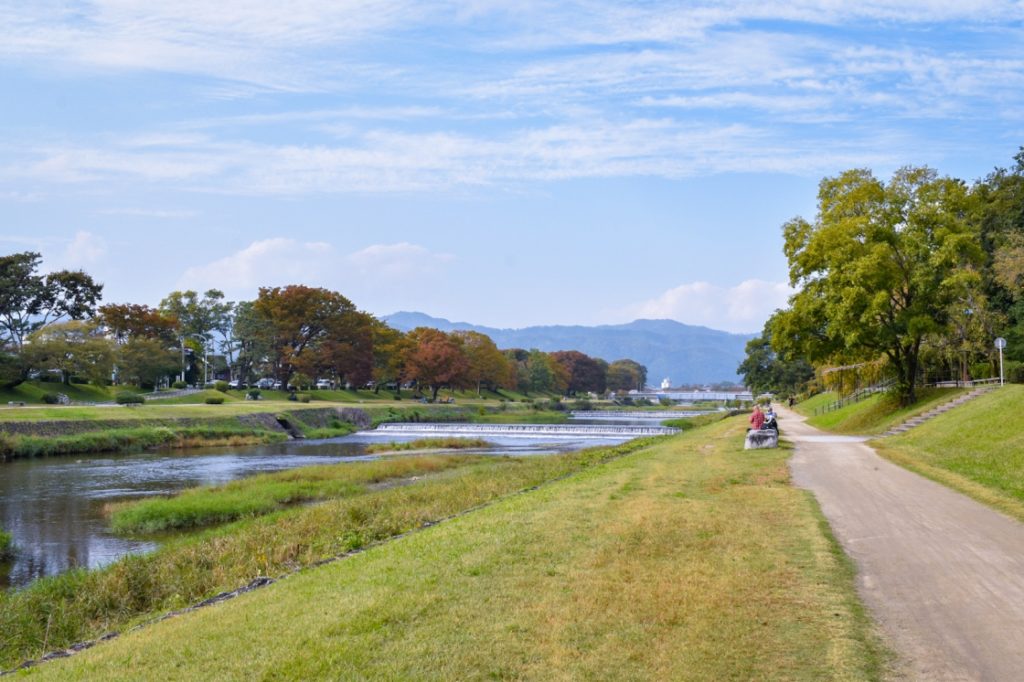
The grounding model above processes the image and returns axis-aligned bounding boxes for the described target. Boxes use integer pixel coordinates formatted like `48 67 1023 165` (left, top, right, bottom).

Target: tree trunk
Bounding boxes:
431 384 440 401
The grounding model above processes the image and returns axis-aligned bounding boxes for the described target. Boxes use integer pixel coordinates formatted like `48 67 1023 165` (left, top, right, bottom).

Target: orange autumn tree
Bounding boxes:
251 285 375 389
403 327 469 401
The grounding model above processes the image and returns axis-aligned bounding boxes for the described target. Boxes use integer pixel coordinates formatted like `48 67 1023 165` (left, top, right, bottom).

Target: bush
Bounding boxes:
205 396 225 405
41 392 60 405
298 394 312 403
971 362 995 380
247 388 262 400
393 394 402 400
115 393 145 405
1010 361 1024 384
0 529 13 560
214 381 230 393
171 380 187 389
572 399 593 411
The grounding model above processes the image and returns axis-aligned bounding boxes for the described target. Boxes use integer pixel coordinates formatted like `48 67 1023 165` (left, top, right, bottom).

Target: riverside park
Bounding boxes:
6 4 1024 680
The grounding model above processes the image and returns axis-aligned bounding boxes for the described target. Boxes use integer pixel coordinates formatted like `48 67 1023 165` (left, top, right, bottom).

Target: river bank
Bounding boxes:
0 435 662 671
11 415 887 680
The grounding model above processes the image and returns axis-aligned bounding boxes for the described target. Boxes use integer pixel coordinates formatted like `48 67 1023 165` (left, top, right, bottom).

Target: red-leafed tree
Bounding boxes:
403 327 469 401
251 285 374 389
550 350 607 395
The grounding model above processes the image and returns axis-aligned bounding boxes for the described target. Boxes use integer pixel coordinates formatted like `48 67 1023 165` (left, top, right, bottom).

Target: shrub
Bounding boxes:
298 394 312 403
214 381 230 393
0 529 13 560
205 396 225 405
393 394 402 400
572 399 593 411
171 380 187 389
547 399 566 411
1010 362 1024 384
41 392 60 405
115 393 145 405
247 388 262 400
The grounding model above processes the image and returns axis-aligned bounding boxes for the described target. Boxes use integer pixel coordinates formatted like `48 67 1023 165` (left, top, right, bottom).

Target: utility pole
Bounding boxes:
996 337 1007 386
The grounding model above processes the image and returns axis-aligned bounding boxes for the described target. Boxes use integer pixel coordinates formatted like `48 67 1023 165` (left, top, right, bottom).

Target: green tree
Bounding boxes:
772 167 984 405
738 325 813 396
0 252 103 352
117 337 179 388
23 320 114 386
454 330 511 396
606 359 648 392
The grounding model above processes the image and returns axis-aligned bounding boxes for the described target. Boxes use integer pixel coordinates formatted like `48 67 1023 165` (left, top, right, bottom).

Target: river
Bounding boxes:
0 413 691 589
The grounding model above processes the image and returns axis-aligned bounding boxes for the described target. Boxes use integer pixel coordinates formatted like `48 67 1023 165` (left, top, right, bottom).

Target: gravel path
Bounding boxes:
782 406 1024 680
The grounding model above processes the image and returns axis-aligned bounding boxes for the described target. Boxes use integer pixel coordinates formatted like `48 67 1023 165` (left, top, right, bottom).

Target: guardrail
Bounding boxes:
813 380 895 416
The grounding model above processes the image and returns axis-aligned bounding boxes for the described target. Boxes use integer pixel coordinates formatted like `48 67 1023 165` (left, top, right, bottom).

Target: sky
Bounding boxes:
2 1 1023 334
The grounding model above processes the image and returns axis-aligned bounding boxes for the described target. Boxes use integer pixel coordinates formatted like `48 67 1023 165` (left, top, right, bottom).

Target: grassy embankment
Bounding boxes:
363 438 492 455
873 384 1024 521
108 455 483 534
0 437 656 670
11 416 887 679
798 387 968 434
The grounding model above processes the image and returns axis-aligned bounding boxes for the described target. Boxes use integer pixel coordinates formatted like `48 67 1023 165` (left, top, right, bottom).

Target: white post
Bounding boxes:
995 337 1007 387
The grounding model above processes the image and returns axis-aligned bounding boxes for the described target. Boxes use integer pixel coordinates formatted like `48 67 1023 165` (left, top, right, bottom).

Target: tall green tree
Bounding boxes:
117 337 179 388
772 167 984 405
738 325 813 396
23 320 114 386
0 252 103 352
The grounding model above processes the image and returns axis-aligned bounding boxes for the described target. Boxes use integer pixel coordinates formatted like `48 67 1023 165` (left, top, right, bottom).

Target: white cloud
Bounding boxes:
177 238 455 300
625 279 794 333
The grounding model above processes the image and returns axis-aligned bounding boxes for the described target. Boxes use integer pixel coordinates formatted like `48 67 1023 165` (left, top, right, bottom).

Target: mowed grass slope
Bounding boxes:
804 387 967 434
875 385 1024 521
32 418 886 681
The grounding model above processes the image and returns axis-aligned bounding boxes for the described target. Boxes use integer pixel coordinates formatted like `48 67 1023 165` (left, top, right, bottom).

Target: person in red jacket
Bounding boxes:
750 405 765 430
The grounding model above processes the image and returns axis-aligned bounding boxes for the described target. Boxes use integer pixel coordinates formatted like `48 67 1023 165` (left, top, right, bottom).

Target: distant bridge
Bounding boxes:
632 390 753 403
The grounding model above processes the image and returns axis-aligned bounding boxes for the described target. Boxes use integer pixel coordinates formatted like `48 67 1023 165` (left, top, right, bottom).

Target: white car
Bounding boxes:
315 379 334 390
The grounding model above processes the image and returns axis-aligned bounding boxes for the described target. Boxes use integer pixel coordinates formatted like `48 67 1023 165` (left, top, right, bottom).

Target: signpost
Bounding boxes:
995 337 1007 386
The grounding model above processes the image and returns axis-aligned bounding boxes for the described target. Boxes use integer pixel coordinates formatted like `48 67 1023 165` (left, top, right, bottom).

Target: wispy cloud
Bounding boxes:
177 238 456 301
624 279 794 334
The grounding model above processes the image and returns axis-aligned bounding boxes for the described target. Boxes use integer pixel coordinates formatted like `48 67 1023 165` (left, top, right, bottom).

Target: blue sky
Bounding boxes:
2 1 1023 333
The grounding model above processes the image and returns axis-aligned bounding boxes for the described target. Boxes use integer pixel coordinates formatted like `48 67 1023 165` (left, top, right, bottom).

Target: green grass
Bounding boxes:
0 437 660 670
22 417 888 680
794 391 838 417
0 425 288 460
0 400 337 422
0 530 12 561
109 456 481 534
473 411 568 423
145 389 240 405
0 380 125 405
805 387 967 434
363 438 492 454
874 385 1024 521
663 410 733 430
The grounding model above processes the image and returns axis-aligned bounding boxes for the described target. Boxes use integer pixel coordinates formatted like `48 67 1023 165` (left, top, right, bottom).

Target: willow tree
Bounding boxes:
771 167 983 405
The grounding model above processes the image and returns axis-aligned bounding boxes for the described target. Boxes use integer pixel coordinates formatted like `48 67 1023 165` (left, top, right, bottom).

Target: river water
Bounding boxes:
0 413 691 589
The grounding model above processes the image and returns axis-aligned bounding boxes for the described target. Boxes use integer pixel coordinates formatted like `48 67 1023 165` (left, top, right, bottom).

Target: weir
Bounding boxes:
569 410 705 420
371 423 680 438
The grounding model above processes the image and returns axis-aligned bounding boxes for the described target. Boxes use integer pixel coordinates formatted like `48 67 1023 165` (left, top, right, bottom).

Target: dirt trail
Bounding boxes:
781 406 1024 680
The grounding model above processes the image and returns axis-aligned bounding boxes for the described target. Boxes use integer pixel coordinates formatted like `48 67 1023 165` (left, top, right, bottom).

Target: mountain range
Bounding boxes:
383 312 754 385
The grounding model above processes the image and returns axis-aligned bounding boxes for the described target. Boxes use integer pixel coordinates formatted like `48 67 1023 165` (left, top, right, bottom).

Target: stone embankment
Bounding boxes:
0 407 370 440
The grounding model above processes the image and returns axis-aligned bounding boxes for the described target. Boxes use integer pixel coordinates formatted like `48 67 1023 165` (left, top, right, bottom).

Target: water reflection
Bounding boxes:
0 426 637 589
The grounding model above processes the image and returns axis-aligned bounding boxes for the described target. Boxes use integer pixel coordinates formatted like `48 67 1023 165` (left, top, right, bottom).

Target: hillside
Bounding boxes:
384 312 753 384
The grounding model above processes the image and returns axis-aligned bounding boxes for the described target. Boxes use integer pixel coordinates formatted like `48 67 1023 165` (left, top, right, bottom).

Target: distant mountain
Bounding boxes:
383 311 754 384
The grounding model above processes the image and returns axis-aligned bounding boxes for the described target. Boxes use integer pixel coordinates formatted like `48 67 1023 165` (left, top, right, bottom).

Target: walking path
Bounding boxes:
782 406 1024 680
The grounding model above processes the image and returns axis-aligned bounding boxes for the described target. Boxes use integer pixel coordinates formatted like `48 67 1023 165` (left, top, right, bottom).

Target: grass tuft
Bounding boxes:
364 437 492 454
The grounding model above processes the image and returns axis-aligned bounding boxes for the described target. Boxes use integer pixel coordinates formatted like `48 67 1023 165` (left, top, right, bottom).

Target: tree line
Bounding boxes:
0 254 647 400
740 148 1024 405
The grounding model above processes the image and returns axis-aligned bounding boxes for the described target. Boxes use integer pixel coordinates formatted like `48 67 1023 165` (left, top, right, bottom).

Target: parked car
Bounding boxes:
315 379 334 390
256 378 276 390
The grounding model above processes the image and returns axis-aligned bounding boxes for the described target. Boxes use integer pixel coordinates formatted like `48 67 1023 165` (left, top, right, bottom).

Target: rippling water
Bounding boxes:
0 422 648 589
